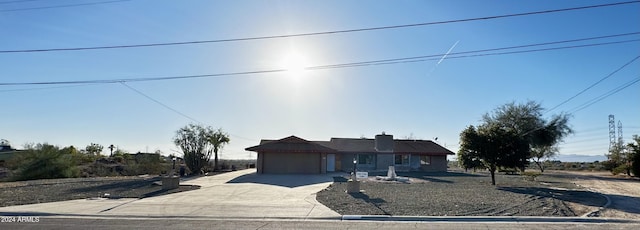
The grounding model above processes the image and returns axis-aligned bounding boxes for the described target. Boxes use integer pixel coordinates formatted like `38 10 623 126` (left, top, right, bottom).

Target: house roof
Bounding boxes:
246 136 454 155
245 136 337 153
324 138 454 155
324 138 376 152
393 140 454 155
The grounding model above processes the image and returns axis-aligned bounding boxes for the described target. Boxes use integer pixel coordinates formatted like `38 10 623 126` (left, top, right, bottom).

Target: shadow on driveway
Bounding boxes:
226 173 333 188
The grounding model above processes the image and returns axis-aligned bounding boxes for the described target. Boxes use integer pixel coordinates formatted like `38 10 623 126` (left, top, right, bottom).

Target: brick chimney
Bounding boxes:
375 132 394 152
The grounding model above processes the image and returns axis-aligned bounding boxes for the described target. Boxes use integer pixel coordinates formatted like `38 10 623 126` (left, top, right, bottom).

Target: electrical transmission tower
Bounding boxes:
609 115 616 151
618 120 623 148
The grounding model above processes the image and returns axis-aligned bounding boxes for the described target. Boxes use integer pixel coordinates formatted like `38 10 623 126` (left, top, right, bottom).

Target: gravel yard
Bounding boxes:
316 170 607 216
0 176 200 207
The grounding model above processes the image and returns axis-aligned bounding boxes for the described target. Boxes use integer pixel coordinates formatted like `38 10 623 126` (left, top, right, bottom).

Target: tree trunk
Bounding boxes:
489 165 496 185
214 150 219 171
490 170 496 185
627 165 631 176
535 161 544 173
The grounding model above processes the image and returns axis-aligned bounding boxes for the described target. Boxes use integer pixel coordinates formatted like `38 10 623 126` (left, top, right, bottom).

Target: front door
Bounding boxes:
327 154 335 172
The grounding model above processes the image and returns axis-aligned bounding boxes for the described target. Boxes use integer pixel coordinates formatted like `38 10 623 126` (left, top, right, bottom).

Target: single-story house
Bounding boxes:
245 133 454 174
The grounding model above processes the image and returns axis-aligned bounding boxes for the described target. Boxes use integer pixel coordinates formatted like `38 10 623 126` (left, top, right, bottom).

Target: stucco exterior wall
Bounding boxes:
419 155 448 172
376 154 394 170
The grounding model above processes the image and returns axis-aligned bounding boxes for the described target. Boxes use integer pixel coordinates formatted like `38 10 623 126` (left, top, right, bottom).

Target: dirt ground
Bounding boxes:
318 171 607 216
0 176 200 207
551 170 640 219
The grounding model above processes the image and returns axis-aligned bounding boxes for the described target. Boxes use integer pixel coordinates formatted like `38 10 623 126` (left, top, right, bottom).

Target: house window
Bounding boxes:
394 154 410 165
357 154 374 165
420 156 431 165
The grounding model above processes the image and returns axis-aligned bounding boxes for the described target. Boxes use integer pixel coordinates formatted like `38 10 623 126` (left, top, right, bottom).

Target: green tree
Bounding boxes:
459 124 527 185
208 128 230 171
627 135 640 177
530 145 558 173
482 101 572 172
457 147 484 172
85 143 104 156
173 124 230 174
605 144 630 175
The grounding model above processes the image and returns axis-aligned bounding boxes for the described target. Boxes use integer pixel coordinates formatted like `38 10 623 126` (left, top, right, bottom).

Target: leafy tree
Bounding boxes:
482 101 572 172
459 124 527 185
457 147 484 172
173 124 230 174
530 145 558 173
627 135 640 177
85 143 104 156
60 145 85 165
605 144 630 175
208 128 230 171
529 115 572 172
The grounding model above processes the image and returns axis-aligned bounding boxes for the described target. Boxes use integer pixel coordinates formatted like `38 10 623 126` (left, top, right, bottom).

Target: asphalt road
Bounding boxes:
2 217 640 230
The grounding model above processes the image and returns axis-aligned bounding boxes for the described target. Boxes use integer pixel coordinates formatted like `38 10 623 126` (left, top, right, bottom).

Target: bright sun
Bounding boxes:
280 52 309 79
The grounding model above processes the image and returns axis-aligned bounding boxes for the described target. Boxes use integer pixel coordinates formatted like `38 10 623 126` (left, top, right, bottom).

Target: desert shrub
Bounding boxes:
611 164 627 176
8 144 79 181
133 153 164 175
603 160 621 172
522 171 541 181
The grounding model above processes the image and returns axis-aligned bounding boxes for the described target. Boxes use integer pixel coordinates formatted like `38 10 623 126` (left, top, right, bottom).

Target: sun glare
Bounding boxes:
280 52 309 79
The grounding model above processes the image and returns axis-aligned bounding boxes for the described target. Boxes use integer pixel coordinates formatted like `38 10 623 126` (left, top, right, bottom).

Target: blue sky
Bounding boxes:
1 0 639 160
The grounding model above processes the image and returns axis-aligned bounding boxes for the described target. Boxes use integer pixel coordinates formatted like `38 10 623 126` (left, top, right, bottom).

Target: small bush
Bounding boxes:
611 164 627 176
603 160 621 172
522 171 541 181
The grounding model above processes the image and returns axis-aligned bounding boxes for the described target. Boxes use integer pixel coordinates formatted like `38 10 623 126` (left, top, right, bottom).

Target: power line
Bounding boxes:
560 137 609 144
569 76 640 113
312 39 640 70
518 55 640 138
119 82 257 142
0 0 45 4
573 127 608 133
311 32 640 69
545 55 640 113
0 83 97 93
2 1 638 53
0 0 130 12
2 37 639 86
120 82 202 124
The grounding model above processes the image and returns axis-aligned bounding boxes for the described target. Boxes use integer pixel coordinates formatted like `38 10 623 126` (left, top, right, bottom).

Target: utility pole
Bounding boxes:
618 120 623 148
609 115 616 152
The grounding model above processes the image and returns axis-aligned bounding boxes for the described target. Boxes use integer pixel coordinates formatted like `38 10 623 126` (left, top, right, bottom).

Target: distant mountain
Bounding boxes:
552 154 607 163
448 154 608 163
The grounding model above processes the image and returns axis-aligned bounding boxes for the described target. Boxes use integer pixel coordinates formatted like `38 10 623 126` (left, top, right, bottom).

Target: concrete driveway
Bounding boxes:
0 169 342 219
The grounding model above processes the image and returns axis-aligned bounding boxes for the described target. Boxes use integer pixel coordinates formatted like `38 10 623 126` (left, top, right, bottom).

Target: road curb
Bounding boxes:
2 212 638 224
582 188 612 217
341 215 639 223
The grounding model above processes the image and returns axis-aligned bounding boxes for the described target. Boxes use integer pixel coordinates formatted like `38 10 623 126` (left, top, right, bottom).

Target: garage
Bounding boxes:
245 136 337 174
262 152 321 174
